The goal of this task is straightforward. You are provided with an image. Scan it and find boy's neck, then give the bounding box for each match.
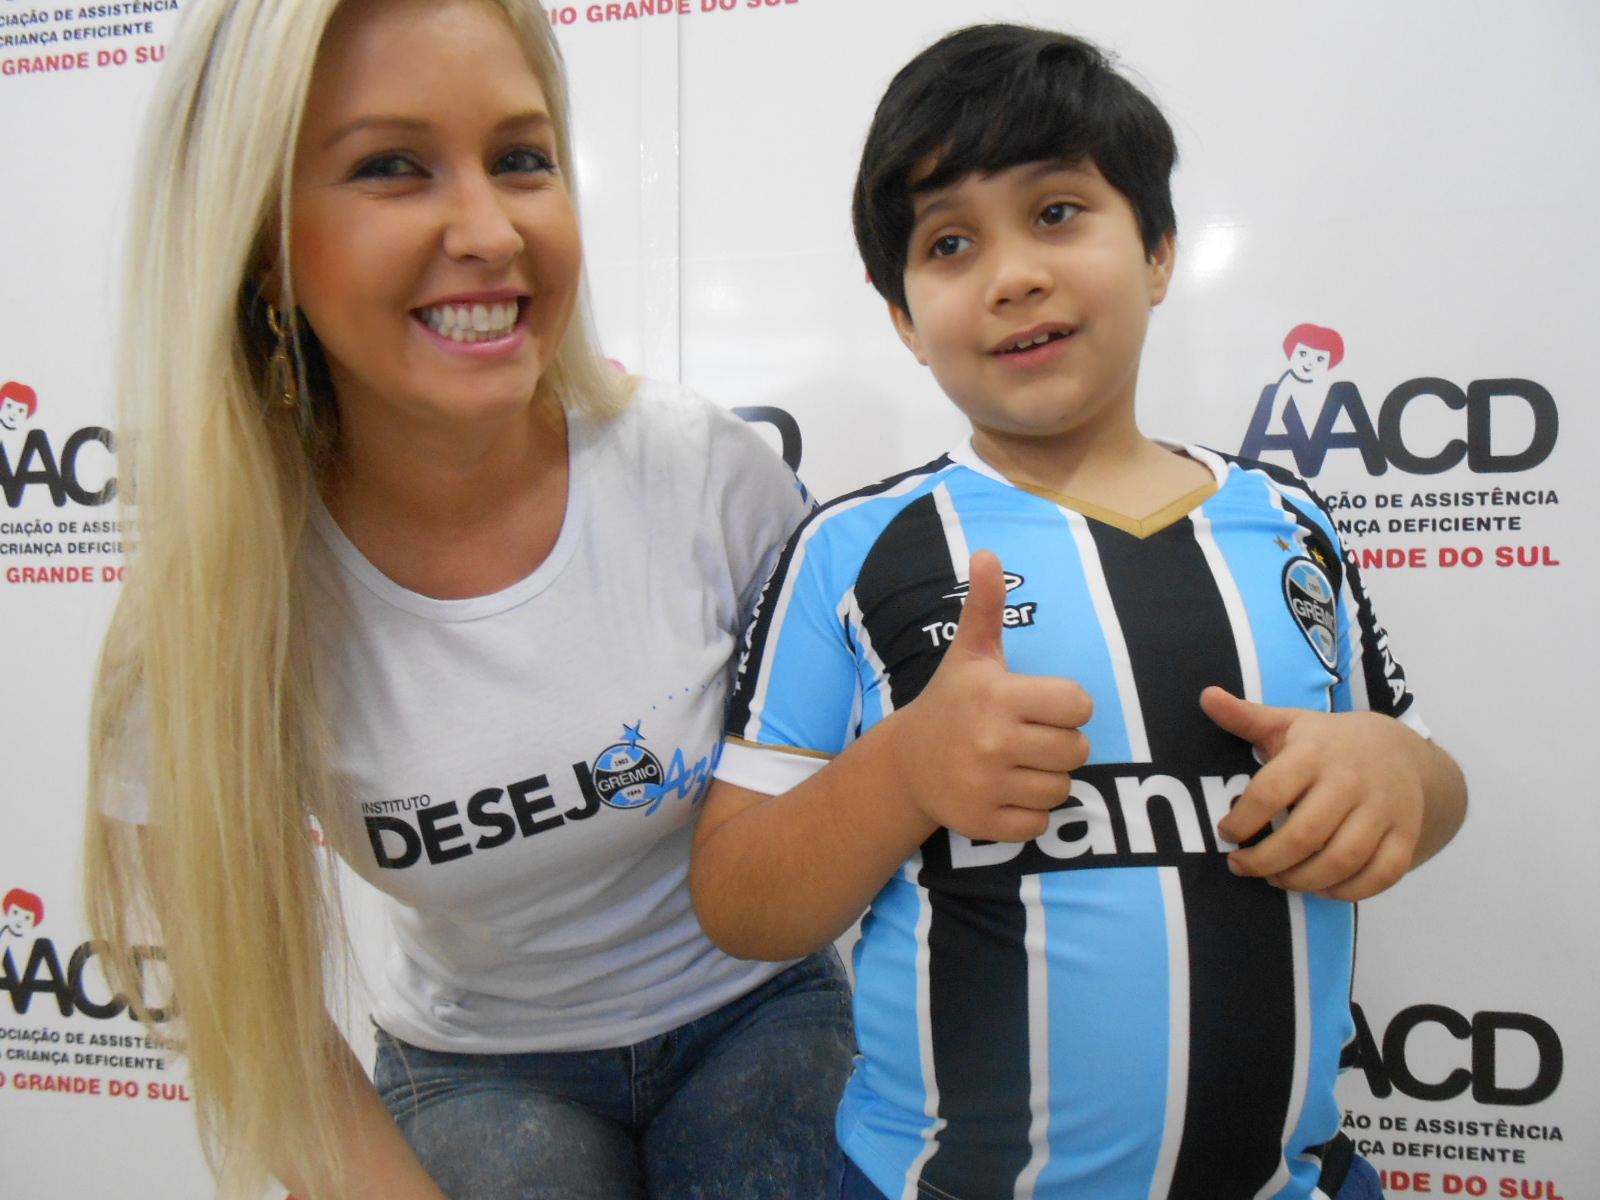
[969,423,1213,521]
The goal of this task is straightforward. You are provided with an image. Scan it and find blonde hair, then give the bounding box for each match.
[83,0,626,1195]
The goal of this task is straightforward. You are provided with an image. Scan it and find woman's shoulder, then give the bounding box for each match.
[602,377,747,442]
[585,378,775,472]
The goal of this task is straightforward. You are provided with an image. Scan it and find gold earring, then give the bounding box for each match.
[265,305,300,412]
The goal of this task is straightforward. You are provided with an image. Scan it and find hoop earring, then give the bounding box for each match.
[265,305,300,413]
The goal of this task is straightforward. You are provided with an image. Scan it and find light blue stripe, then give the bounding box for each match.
[1033,868,1170,1194]
[944,472,1136,763]
[1203,473,1337,712]
[839,875,936,1196]
[1281,895,1355,1198]
[752,545,863,754]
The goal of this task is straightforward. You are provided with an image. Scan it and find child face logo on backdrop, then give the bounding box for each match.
[1,887,44,943]
[0,381,38,432]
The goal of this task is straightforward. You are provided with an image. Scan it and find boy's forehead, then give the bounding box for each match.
[909,157,1098,218]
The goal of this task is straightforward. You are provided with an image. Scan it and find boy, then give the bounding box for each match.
[691,25,1465,1200]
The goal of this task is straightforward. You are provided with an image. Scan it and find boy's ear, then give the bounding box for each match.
[888,301,928,365]
[1147,231,1176,307]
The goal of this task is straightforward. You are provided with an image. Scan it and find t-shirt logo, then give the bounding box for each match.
[1283,557,1338,670]
[587,722,667,814]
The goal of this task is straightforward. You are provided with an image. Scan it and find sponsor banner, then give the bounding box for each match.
[3,0,1594,1194]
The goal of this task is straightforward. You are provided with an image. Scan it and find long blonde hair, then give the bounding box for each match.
[83,0,626,1195]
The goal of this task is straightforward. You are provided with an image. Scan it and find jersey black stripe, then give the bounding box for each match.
[854,492,1034,1199]
[922,887,1036,1200]
[853,490,966,711]
[726,456,950,737]
[1087,516,1297,1200]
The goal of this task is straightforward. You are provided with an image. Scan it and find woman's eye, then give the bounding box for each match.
[931,234,970,258]
[495,146,556,176]
[1040,202,1079,227]
[351,153,423,181]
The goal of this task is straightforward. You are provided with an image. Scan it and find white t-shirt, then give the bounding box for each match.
[116,383,810,1054]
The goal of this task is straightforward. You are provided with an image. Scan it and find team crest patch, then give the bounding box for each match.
[588,723,665,812]
[1283,557,1338,670]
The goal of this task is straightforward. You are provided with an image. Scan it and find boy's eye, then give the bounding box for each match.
[494,146,557,176]
[350,153,424,182]
[930,234,971,258]
[1039,201,1080,227]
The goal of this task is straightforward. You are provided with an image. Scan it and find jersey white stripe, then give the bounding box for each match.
[842,588,892,720]
[1147,866,1190,1200]
[1253,891,1313,1200]
[1014,875,1052,1199]
[1191,506,1264,704]
[904,851,946,1200]
[931,481,972,582]
[743,536,808,745]
[1062,506,1151,762]
[745,471,944,743]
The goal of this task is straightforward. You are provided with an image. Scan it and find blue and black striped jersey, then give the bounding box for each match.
[717,441,1424,1200]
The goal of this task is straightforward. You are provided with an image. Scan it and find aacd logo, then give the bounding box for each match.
[1,886,171,1021]
[1240,326,1557,479]
[1351,1001,1562,1106]
[0,379,117,508]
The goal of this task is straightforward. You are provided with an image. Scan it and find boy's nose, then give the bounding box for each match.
[985,236,1053,308]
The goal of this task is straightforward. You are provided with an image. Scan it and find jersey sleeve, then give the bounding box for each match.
[716,518,863,796]
[1331,548,1428,735]
[1229,450,1430,736]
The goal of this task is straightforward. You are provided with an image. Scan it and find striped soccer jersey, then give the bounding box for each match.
[718,441,1425,1200]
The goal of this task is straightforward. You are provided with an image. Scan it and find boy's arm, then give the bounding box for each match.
[692,552,1092,962]
[1204,687,1467,902]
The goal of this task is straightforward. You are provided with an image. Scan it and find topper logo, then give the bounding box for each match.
[1240,325,1558,478]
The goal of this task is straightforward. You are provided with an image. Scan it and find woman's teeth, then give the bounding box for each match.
[418,301,519,343]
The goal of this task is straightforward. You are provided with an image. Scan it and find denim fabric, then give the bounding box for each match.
[827,1150,1389,1199]
[375,949,854,1200]
[829,1150,888,1200]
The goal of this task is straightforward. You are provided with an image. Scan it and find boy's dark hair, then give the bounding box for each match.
[853,24,1178,314]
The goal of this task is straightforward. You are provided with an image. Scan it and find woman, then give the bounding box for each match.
[83,1,851,1197]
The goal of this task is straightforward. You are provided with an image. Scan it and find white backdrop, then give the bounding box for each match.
[2,1,1594,1196]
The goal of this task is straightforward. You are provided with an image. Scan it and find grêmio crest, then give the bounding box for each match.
[1282,556,1338,671]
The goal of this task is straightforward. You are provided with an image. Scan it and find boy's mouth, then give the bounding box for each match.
[992,326,1074,356]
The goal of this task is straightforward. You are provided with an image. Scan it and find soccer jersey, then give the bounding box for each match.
[717,441,1424,1200]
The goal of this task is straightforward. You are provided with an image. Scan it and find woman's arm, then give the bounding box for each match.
[279,1034,450,1200]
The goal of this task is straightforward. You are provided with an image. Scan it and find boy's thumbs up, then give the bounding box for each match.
[946,549,1010,667]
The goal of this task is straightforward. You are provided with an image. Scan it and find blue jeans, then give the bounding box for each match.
[375,950,854,1200]
[829,1148,1387,1199]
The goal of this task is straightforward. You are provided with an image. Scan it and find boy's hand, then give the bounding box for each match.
[889,550,1093,843]
[1202,687,1433,901]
